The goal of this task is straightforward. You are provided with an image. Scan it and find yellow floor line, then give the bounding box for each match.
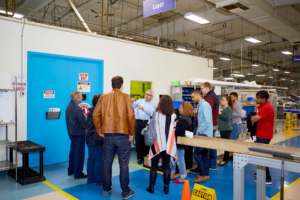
[270,177,300,200]
[270,134,300,145]
[42,181,78,200]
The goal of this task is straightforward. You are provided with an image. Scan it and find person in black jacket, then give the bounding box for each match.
[170,102,193,183]
[65,91,87,179]
[86,94,104,185]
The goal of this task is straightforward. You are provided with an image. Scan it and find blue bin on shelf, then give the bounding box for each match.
[247,97,255,101]
[292,110,298,114]
[173,101,185,109]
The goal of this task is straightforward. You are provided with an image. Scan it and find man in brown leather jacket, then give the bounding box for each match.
[93,76,135,199]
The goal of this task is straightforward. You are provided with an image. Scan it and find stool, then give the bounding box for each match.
[8,140,46,185]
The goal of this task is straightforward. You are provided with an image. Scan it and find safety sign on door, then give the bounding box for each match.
[79,73,88,81]
[44,90,55,98]
[78,102,91,118]
[77,82,90,92]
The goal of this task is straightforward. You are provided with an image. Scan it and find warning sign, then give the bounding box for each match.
[77,82,90,92]
[78,102,91,117]
[191,184,217,200]
[79,73,88,81]
[44,90,55,98]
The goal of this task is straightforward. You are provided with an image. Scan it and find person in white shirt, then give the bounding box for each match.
[131,90,157,164]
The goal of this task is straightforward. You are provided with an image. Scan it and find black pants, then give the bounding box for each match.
[135,120,149,160]
[255,137,272,180]
[103,134,131,198]
[150,151,170,172]
[220,130,231,162]
[68,136,85,177]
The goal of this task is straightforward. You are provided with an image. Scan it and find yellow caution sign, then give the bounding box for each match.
[285,112,291,121]
[283,124,292,135]
[285,121,291,126]
[292,113,298,121]
[192,184,217,200]
[292,122,298,129]
[78,86,83,90]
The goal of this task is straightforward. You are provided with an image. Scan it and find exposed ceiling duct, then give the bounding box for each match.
[209,0,300,42]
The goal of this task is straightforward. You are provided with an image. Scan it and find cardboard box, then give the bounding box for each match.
[144,155,163,167]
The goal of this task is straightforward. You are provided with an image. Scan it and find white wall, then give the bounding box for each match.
[0,17,212,162]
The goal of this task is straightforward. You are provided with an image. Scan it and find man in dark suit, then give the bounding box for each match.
[66,91,87,179]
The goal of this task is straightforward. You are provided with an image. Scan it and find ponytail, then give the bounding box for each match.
[224,96,234,113]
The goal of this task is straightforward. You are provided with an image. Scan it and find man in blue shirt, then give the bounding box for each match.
[191,90,213,183]
[131,90,156,164]
[65,91,87,179]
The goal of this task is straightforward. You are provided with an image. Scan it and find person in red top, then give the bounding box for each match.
[251,90,274,184]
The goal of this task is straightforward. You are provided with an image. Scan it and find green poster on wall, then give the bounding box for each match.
[130,81,152,100]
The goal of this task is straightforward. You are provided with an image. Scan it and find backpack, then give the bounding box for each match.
[141,111,157,146]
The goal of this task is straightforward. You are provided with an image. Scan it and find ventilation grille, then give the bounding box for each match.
[221,3,249,13]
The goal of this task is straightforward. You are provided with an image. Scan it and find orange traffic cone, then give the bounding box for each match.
[181,180,191,200]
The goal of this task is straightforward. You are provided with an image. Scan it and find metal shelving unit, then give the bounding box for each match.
[0,88,18,181]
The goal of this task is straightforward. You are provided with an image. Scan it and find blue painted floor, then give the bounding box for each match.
[0,136,299,200]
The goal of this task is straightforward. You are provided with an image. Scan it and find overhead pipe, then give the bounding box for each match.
[66,0,91,33]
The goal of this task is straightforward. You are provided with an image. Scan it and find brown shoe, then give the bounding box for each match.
[193,176,207,183]
[205,176,210,181]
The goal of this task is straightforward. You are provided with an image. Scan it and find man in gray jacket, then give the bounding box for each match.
[230,92,243,140]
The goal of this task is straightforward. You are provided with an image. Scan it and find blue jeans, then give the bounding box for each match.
[208,129,217,169]
[230,123,242,140]
[68,136,85,177]
[87,145,104,184]
[170,148,186,178]
[194,147,209,176]
[255,137,272,180]
[103,134,131,198]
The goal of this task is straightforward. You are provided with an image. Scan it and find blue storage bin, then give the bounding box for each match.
[173,101,185,109]
[243,106,255,117]
[292,110,298,113]
[247,97,255,101]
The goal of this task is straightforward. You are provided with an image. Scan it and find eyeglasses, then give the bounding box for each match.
[256,97,261,100]
[221,99,227,102]
[191,95,195,98]
[200,88,204,90]
[146,93,153,96]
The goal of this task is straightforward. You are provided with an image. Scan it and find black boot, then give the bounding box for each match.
[163,169,171,195]
[146,171,157,194]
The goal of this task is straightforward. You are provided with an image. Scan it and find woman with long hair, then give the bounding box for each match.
[146,95,177,195]
[170,102,193,183]
[218,95,234,166]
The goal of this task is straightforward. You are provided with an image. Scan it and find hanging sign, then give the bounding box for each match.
[12,75,27,91]
[44,90,55,98]
[292,55,300,63]
[191,184,217,200]
[79,73,89,81]
[214,86,221,95]
[143,0,176,18]
[77,82,90,93]
[78,102,91,118]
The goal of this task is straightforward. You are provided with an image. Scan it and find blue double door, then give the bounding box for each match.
[27,52,103,167]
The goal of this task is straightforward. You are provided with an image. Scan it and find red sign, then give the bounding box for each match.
[78,103,91,118]
[79,73,89,81]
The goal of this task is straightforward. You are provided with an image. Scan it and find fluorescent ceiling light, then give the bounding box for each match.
[272,68,280,71]
[256,74,266,77]
[281,51,293,55]
[247,73,253,75]
[176,47,191,52]
[184,12,210,24]
[220,57,231,61]
[284,71,290,74]
[213,68,218,70]
[281,78,286,80]
[290,80,294,81]
[0,10,24,19]
[233,71,240,73]
[245,36,261,43]
[230,74,245,78]
[252,63,259,67]
[224,77,234,80]
[269,77,274,78]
